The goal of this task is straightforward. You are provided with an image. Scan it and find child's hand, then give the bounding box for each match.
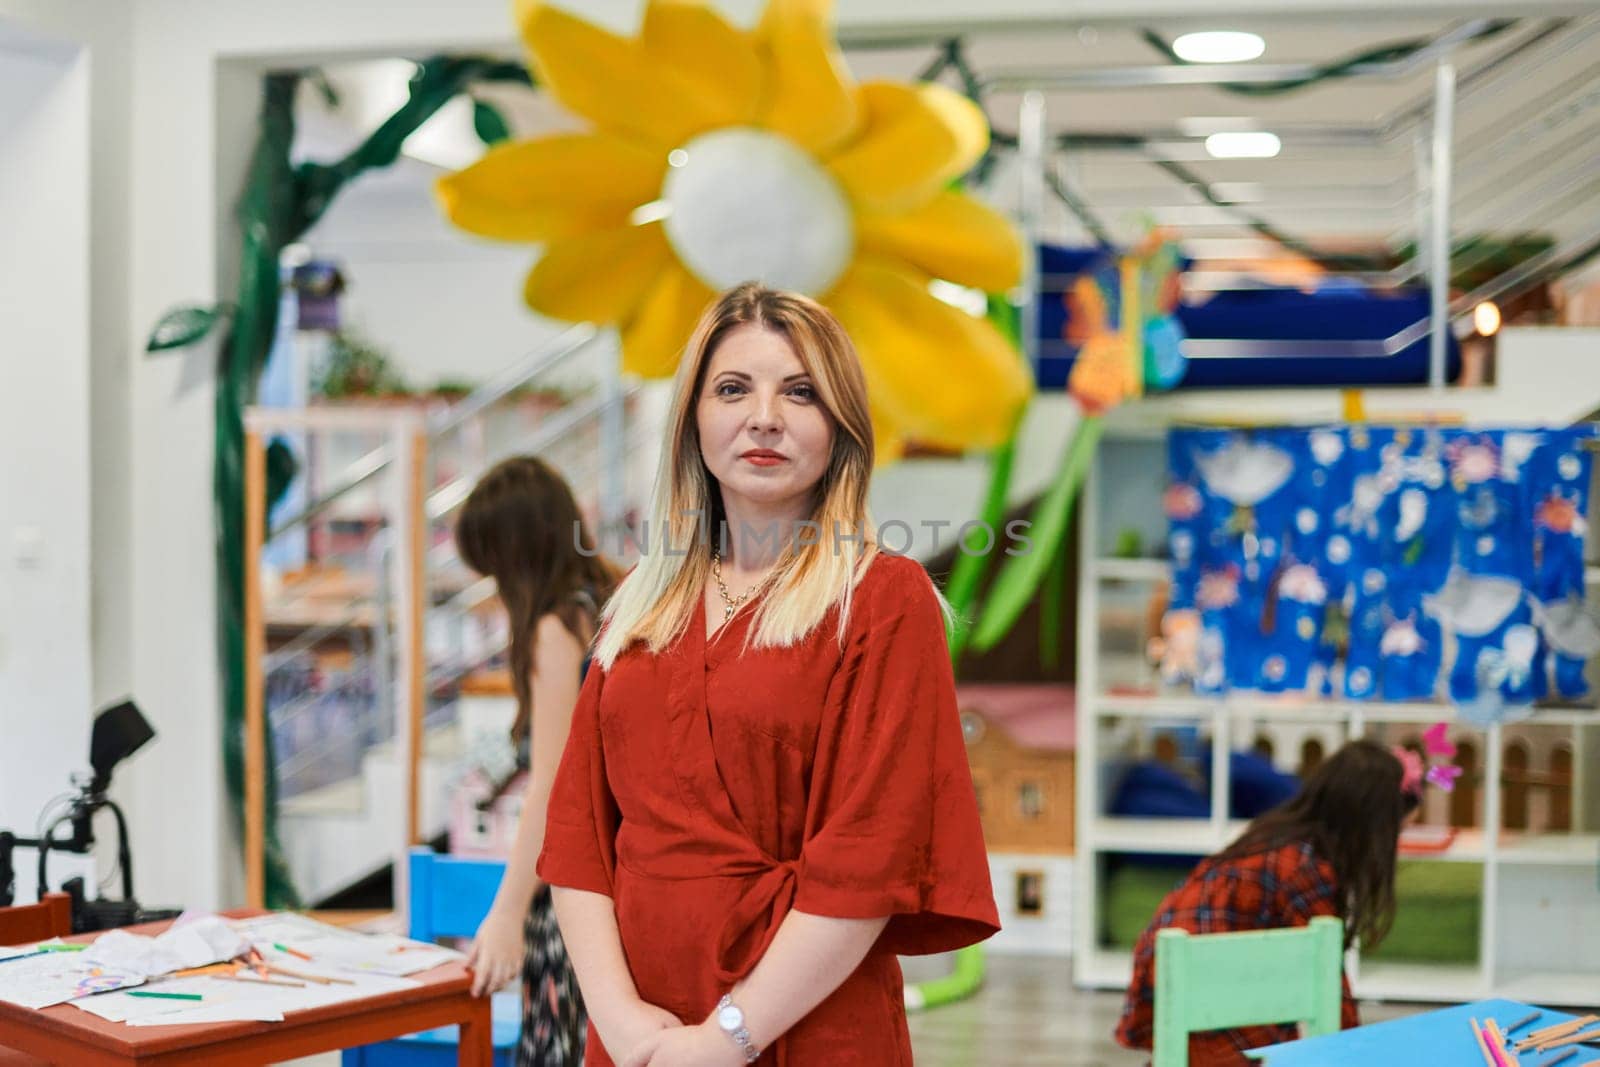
[465,904,525,997]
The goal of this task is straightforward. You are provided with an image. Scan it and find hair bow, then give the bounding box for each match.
[1393,721,1461,795]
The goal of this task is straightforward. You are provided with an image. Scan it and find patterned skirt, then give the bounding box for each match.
[518,886,587,1067]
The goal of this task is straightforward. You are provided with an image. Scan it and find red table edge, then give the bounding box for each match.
[0,910,491,1062]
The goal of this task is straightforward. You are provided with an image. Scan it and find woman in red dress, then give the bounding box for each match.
[1115,739,1421,1066]
[536,283,999,1066]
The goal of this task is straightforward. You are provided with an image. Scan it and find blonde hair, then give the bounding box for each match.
[594,282,880,668]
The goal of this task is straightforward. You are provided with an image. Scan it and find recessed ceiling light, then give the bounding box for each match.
[1205,131,1281,158]
[1173,31,1265,64]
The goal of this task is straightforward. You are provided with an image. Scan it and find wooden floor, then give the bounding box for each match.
[902,954,1423,1066]
[284,953,1426,1065]
[905,954,1136,1066]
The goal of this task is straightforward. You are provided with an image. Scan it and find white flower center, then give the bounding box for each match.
[660,127,853,297]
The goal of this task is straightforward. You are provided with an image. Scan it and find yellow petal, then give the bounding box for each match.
[857,191,1023,292]
[870,403,907,466]
[514,1,729,147]
[825,82,989,214]
[436,133,666,243]
[754,0,859,155]
[826,256,1031,450]
[523,223,671,326]
[621,264,716,378]
[642,0,763,128]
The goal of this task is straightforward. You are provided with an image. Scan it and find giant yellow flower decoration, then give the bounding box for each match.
[437,0,1032,457]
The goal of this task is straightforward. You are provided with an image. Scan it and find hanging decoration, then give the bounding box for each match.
[965,232,1186,653]
[1162,423,1599,723]
[436,0,1032,458]
[1064,232,1188,412]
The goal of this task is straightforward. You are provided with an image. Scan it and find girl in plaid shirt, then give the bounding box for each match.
[1115,740,1420,1066]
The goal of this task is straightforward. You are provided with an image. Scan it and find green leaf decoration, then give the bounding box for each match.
[146,304,229,352]
[971,416,1104,652]
[473,99,511,145]
[1039,532,1067,669]
[943,294,1026,664]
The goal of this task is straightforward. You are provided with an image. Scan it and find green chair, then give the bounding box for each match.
[1153,915,1343,1067]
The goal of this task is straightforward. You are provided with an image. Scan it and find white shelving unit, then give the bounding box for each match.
[1074,433,1600,1006]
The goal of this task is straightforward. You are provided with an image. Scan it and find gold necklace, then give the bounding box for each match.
[711,552,769,621]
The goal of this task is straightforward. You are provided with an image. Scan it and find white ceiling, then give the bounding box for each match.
[294,13,1600,275]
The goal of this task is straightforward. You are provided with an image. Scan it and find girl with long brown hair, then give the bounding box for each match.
[1116,738,1422,1065]
[455,455,618,1067]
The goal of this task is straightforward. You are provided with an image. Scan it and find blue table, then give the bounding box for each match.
[1247,999,1581,1065]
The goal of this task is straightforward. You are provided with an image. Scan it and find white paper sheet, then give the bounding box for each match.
[72,964,420,1027]
[233,913,463,978]
[0,954,144,1009]
[74,976,286,1025]
[80,914,248,978]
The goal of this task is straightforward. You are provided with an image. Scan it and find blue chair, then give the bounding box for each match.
[342,848,521,1067]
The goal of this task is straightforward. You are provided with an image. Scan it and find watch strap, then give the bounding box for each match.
[715,993,761,1063]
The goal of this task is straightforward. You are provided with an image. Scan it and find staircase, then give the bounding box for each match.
[261,326,668,905]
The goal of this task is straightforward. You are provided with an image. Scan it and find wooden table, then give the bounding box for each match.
[0,913,491,1066]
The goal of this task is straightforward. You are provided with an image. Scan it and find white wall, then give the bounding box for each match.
[0,0,134,706]
[300,161,577,390]
[0,1,133,907]
[0,25,92,853]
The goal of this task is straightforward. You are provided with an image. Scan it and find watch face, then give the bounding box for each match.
[717,1003,745,1031]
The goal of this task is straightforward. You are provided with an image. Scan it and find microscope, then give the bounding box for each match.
[0,700,180,930]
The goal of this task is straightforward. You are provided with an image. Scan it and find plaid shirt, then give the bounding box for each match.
[1114,841,1361,1066]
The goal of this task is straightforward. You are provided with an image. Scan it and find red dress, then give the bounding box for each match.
[537,553,1000,1065]
[1115,841,1361,1066]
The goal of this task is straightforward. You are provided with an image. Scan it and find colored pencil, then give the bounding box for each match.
[1539,1030,1600,1054]
[1472,1018,1499,1067]
[265,963,353,986]
[1523,1018,1600,1052]
[1531,1017,1600,1043]
[1540,1050,1578,1067]
[1509,1011,1545,1036]
[1490,1021,1516,1067]
[0,951,45,966]
[273,942,314,962]
[215,973,305,989]
[127,991,203,1001]
[1485,1018,1513,1067]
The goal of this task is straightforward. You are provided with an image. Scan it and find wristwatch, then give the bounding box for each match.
[714,993,761,1063]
